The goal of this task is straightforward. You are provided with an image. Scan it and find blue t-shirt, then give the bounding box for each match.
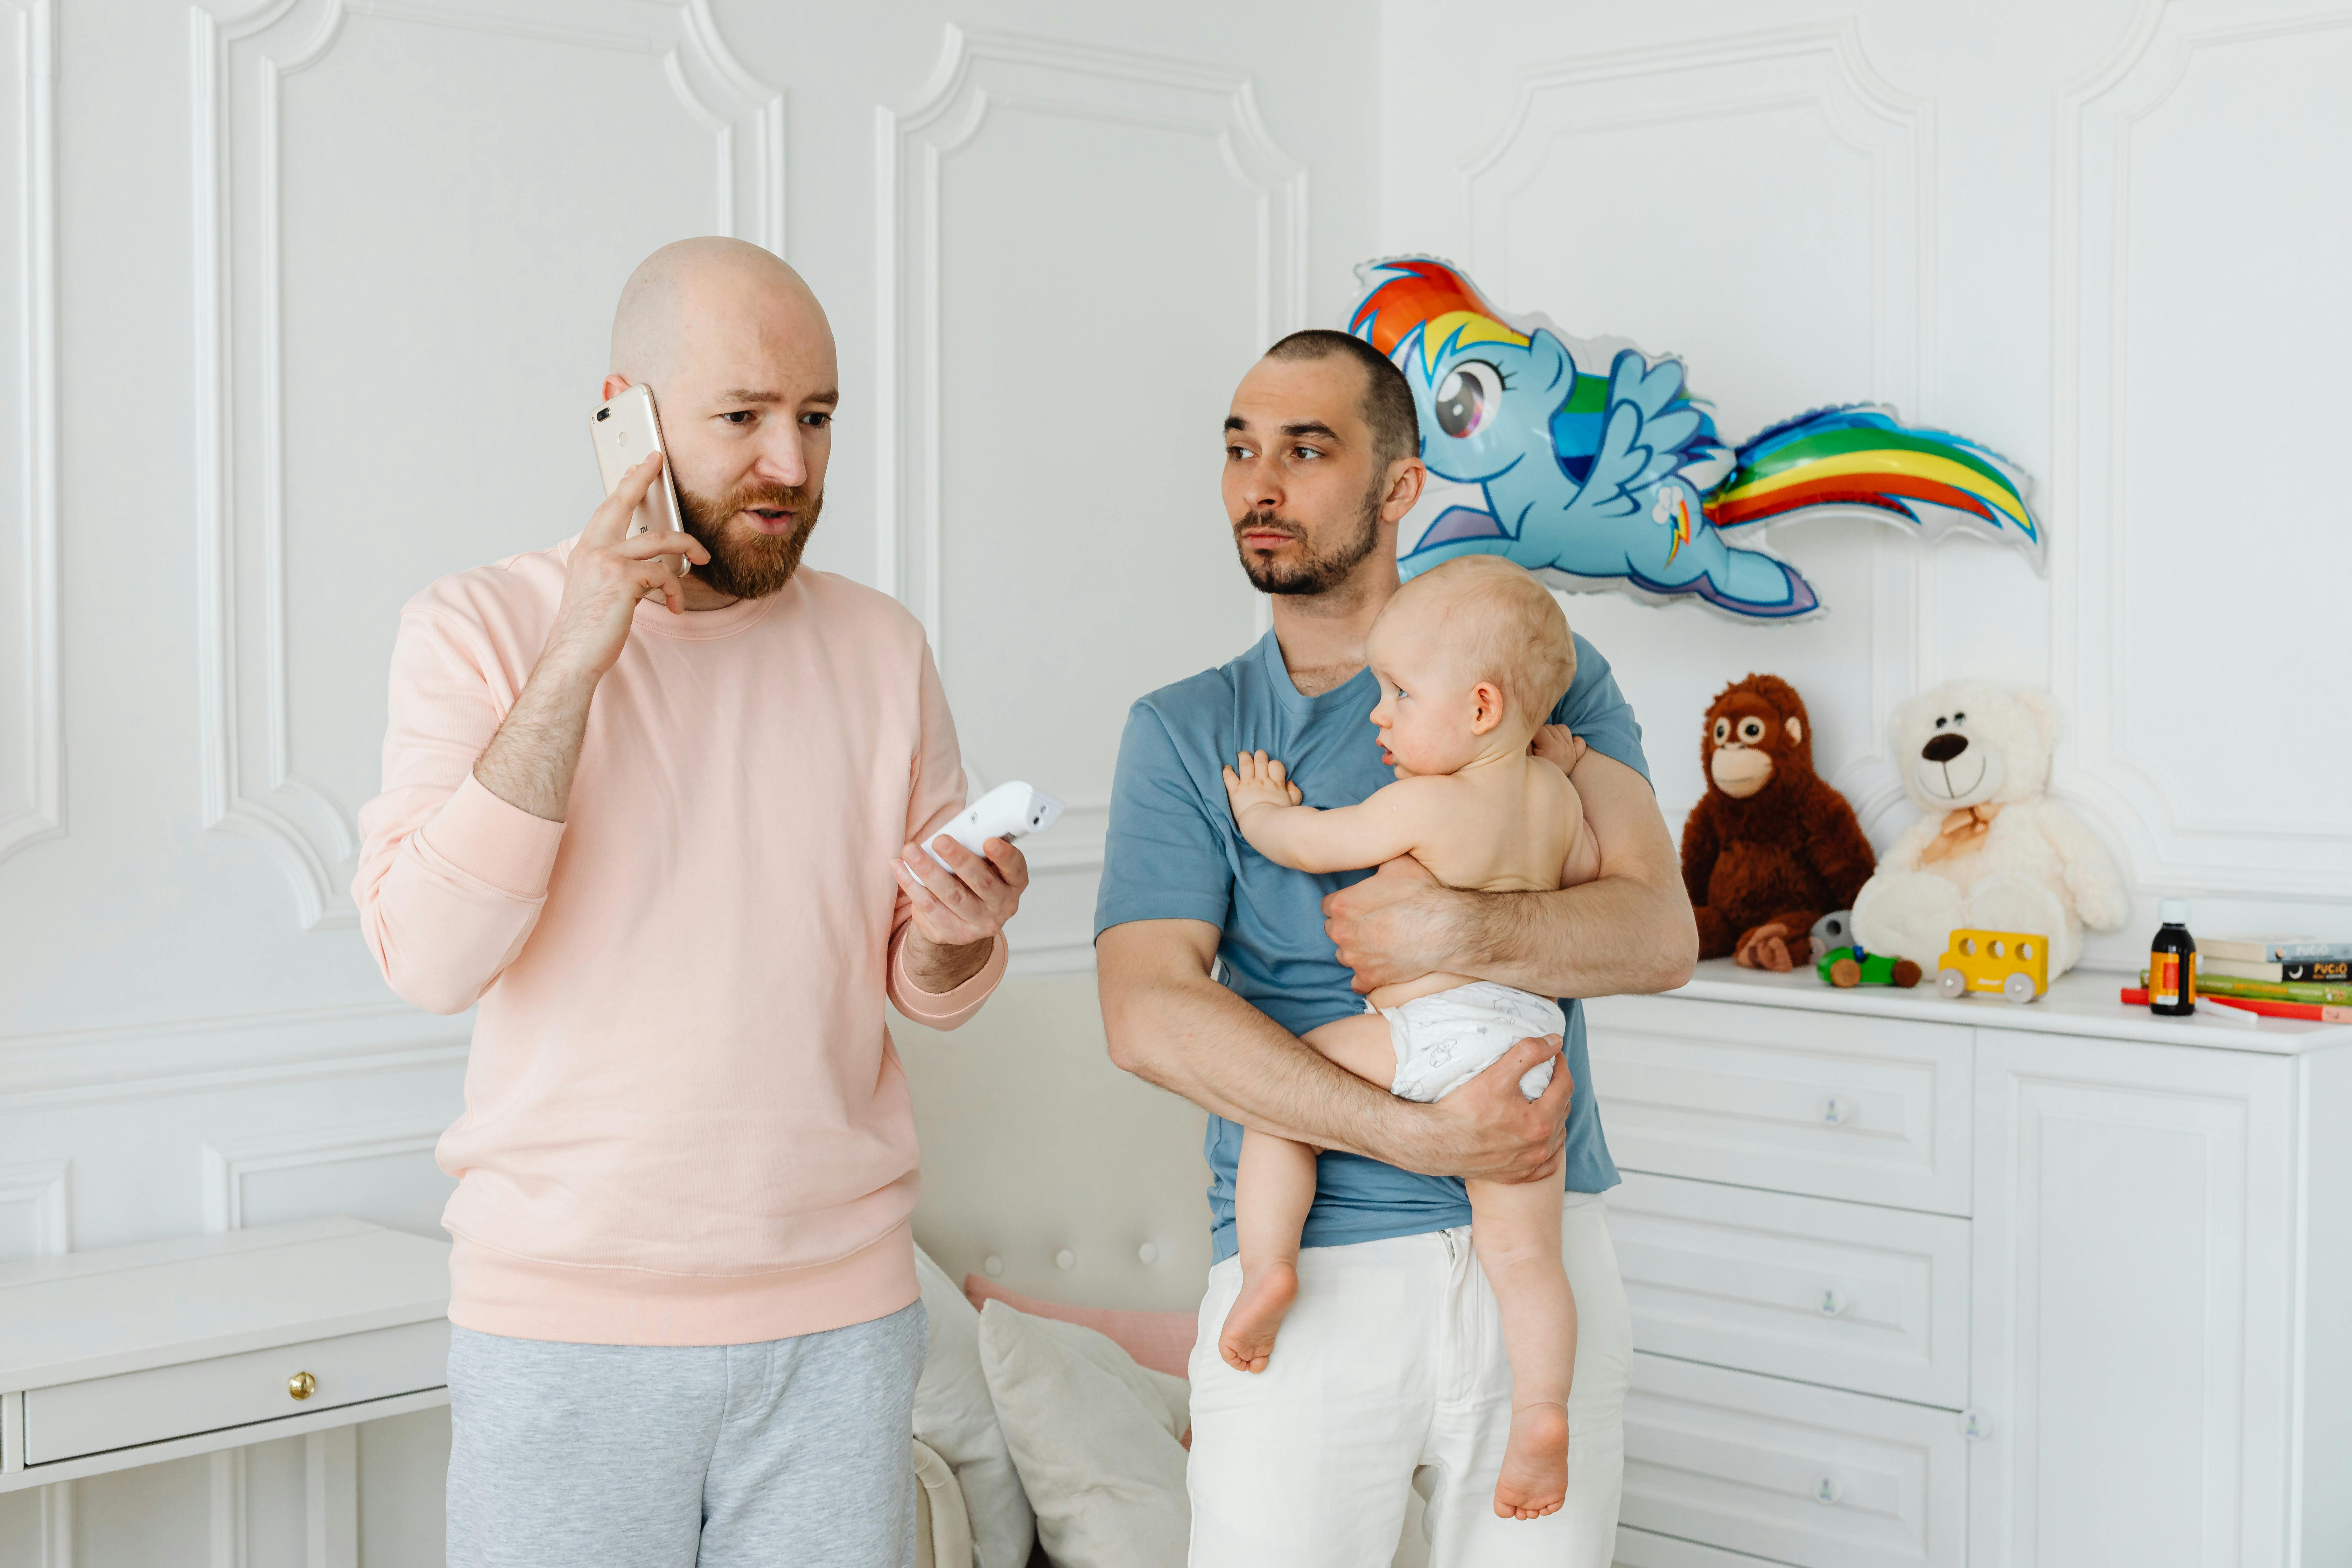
[1094,629,1649,1263]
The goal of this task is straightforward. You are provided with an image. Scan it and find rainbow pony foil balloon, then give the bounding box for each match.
[1348,258,2040,621]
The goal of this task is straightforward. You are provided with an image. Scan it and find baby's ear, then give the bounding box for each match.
[1470,680,1507,735]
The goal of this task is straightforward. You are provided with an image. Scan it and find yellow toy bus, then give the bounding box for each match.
[1934,929,2049,1004]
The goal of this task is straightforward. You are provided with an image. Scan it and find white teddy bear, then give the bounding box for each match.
[1851,680,2129,980]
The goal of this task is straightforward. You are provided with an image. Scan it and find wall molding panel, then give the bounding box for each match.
[0,0,60,866]
[188,0,783,929]
[1459,19,1939,805]
[878,26,1304,974]
[0,1158,69,1258]
[0,1000,469,1110]
[2052,0,2352,901]
[877,25,1307,643]
[200,1117,446,1233]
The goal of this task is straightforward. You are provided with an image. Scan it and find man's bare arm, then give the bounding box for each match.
[473,662,599,822]
[472,453,710,823]
[1324,748,1698,999]
[1097,917,1572,1184]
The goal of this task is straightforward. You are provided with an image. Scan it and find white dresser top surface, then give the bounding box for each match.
[0,1217,450,1392]
[1594,958,2352,1056]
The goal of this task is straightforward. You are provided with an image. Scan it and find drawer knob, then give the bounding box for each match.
[1820,1096,1854,1126]
[288,1371,317,1402]
[1137,1242,1160,1264]
[1818,1287,1847,1317]
[982,1254,1004,1278]
[1815,1476,1841,1506]
[1054,1249,1076,1271]
[1962,1407,1994,1441]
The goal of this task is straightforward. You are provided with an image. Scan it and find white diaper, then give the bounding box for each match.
[1373,981,1567,1104]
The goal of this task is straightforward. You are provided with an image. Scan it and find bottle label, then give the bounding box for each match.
[2151,952,2180,1007]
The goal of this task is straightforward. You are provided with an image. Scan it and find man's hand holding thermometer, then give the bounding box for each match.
[890,783,1061,993]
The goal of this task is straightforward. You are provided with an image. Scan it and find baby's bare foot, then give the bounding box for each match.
[1492,1402,1569,1520]
[1217,1261,1298,1373]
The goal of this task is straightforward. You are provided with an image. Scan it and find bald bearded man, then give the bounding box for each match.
[354,239,1027,1566]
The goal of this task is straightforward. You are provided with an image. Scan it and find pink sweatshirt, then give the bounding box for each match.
[354,540,1003,1346]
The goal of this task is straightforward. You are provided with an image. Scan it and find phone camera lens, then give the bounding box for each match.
[595,407,610,421]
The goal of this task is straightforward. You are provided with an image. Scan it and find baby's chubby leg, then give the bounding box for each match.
[1301,1011,1401,1086]
[1217,1014,1405,1373]
[1465,1176,1577,1521]
[1222,1129,1315,1373]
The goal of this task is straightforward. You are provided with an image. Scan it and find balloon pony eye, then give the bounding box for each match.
[1737,718,1765,743]
[1433,362,1504,438]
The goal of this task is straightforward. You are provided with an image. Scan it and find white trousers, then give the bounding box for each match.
[1185,1192,1631,1567]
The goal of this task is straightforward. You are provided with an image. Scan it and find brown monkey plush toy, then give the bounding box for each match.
[1682,675,1877,969]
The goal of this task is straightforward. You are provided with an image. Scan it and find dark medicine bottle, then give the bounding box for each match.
[2148,898,2197,1016]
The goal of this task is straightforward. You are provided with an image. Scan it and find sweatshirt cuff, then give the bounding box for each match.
[421,774,568,900]
[889,928,1008,1028]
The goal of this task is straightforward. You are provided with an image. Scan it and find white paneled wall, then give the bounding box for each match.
[1380,0,2352,962]
[4,0,2345,1560]
[0,0,57,869]
[0,0,1372,1559]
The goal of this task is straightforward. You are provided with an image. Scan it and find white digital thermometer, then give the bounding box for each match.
[922,781,1064,874]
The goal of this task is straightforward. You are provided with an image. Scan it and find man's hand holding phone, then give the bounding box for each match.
[542,451,712,681]
[472,452,710,824]
[891,834,1030,994]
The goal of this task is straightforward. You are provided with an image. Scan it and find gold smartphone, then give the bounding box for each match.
[590,384,691,576]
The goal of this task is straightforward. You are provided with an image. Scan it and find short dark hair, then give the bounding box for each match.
[1263,329,1420,467]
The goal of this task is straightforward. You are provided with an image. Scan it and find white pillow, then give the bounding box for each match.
[913,1247,1037,1568]
[977,1299,1189,1568]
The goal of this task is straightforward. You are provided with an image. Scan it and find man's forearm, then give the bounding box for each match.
[1446,870,1696,999]
[1105,965,1425,1165]
[473,658,597,822]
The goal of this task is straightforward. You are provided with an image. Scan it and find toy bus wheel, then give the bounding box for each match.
[1892,959,1922,988]
[1830,958,1862,988]
[1936,967,1968,999]
[2002,971,2038,1004]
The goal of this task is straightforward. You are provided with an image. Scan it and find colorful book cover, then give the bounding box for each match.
[2283,959,2351,984]
[2198,935,2343,963]
[2146,970,2352,1005]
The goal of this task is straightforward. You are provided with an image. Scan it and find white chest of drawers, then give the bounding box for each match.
[0,1217,451,1491]
[1591,960,2352,1568]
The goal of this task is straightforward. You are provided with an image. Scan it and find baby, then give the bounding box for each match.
[1219,554,1598,1522]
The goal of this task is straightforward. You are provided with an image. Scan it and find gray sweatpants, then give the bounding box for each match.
[446,1301,928,1568]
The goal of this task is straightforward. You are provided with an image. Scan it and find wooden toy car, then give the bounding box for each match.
[1935,929,2049,1003]
[1815,944,1921,988]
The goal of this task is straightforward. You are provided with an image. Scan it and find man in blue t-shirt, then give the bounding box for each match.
[1095,330,1697,1566]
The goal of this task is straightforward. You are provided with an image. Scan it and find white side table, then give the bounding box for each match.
[0,1216,450,1492]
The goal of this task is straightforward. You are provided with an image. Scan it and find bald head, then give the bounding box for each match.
[610,237,831,388]
[601,238,840,602]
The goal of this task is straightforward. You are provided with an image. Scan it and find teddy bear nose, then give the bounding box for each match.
[1922,732,1969,763]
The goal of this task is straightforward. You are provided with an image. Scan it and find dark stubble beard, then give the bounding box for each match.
[677,479,824,600]
[1234,471,1385,596]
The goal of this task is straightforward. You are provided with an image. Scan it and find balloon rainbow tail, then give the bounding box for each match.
[1705,407,2038,552]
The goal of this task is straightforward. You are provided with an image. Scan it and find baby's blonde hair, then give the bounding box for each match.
[1384,555,1576,736]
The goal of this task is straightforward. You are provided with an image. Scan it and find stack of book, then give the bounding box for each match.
[2130,936,2352,1021]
